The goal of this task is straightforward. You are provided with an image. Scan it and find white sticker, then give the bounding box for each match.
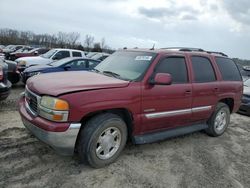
[135,56,152,61]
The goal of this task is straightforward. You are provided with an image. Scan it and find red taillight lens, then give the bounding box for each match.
[0,65,3,81]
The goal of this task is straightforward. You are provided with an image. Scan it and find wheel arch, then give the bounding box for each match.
[219,98,234,113]
[74,108,134,152]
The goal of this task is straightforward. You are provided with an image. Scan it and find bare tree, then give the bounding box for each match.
[84,34,94,51]
[101,37,107,50]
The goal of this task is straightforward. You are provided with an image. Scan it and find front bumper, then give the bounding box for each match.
[19,96,81,156]
[0,80,12,100]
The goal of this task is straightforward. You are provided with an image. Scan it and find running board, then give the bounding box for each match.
[133,123,208,144]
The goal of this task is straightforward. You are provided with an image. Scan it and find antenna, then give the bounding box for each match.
[150,44,155,50]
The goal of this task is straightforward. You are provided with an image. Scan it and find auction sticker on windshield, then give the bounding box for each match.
[135,56,152,61]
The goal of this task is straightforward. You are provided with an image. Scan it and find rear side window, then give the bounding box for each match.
[155,57,188,84]
[215,57,242,81]
[72,51,82,57]
[191,56,216,83]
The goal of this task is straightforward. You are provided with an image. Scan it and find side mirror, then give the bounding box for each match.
[34,51,38,55]
[150,73,172,85]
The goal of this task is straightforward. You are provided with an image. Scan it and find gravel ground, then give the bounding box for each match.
[0,83,249,188]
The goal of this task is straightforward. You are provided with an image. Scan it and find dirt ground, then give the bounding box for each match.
[0,83,249,188]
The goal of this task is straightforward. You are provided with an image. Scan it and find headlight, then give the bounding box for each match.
[18,60,27,66]
[38,96,69,122]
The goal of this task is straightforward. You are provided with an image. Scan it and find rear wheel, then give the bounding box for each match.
[78,113,127,168]
[206,102,230,137]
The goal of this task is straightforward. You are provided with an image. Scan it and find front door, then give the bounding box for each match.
[141,56,192,133]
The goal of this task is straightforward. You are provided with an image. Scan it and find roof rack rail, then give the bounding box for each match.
[161,47,205,52]
[206,51,228,57]
[161,47,228,57]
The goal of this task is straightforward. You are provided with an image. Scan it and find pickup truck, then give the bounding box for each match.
[16,48,86,72]
[18,48,243,168]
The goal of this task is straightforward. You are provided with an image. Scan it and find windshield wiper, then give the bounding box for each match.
[102,70,121,78]
[92,68,100,73]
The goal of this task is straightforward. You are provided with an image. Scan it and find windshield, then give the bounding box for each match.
[91,53,103,60]
[49,58,72,67]
[245,78,250,87]
[41,49,57,59]
[95,51,157,81]
[86,52,98,58]
[28,48,39,53]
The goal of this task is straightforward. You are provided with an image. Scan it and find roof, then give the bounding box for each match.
[121,47,229,58]
[53,48,85,53]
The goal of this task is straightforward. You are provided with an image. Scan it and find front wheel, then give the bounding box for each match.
[78,113,127,168]
[206,102,230,137]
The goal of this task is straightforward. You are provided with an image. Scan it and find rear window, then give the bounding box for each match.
[215,57,242,81]
[191,56,216,83]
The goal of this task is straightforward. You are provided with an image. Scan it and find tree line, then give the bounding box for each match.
[0,28,113,53]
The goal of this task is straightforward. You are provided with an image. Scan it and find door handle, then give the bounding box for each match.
[214,88,219,92]
[185,90,192,95]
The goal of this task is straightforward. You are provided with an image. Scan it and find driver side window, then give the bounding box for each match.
[155,57,188,84]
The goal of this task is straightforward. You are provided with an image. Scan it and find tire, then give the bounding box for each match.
[206,102,230,137]
[78,113,128,168]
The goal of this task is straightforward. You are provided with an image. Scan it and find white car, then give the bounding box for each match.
[16,48,86,72]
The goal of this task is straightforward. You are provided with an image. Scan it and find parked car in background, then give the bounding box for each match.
[21,57,100,83]
[4,60,20,84]
[19,48,243,168]
[9,48,49,61]
[3,45,25,53]
[238,78,250,116]
[91,53,110,61]
[4,45,30,60]
[0,53,4,60]
[0,60,11,100]
[16,48,86,72]
[0,45,5,52]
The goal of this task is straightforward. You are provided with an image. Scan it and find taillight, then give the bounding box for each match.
[0,65,3,81]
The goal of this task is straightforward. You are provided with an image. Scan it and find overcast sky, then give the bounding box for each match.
[0,0,250,59]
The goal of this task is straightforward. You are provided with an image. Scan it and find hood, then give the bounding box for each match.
[27,71,130,96]
[16,56,53,66]
[24,64,52,73]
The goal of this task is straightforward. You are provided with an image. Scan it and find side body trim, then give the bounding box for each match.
[145,105,212,119]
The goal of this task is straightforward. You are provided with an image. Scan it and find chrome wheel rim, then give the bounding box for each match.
[96,127,121,160]
[214,109,227,132]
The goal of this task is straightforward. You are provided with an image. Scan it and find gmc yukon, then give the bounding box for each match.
[18,48,243,168]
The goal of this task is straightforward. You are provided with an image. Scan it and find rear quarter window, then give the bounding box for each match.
[72,51,82,57]
[215,57,242,81]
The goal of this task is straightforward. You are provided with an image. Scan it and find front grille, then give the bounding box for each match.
[25,87,40,115]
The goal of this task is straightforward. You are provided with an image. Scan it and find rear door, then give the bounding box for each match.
[141,55,192,132]
[190,56,219,122]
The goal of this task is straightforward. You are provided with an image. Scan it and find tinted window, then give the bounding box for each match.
[155,57,188,84]
[215,57,242,81]
[191,56,216,82]
[72,51,82,57]
[53,51,70,60]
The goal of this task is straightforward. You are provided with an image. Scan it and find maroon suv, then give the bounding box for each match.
[18,48,243,168]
